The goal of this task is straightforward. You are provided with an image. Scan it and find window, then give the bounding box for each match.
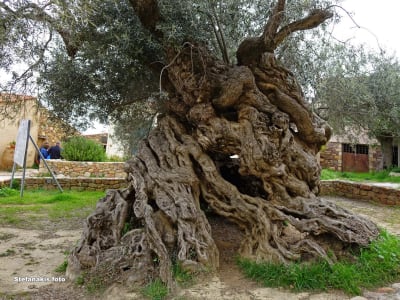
[393,146,399,166]
[343,144,354,153]
[342,144,369,155]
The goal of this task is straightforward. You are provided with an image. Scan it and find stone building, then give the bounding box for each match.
[320,132,399,172]
[0,94,79,170]
[82,133,108,150]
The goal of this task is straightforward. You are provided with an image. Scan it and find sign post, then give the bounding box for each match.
[10,119,63,196]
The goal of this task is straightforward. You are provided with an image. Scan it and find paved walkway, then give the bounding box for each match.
[0,169,39,183]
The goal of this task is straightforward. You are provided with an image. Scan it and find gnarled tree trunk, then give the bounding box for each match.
[67,0,379,288]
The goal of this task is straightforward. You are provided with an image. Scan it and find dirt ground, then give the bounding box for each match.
[1,196,400,300]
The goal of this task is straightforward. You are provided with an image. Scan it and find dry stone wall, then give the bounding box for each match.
[320,180,400,205]
[38,107,80,145]
[320,142,342,171]
[39,160,126,178]
[1,177,127,191]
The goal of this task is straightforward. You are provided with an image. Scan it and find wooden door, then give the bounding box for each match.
[342,144,369,173]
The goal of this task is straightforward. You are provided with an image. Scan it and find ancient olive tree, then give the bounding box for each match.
[62,0,379,287]
[0,0,379,288]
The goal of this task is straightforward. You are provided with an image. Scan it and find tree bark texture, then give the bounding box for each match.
[67,0,379,288]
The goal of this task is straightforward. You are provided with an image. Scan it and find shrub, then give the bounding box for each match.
[62,136,106,162]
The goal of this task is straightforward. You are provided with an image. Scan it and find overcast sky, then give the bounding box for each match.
[333,0,400,56]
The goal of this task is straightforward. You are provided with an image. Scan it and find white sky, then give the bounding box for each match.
[332,0,400,56]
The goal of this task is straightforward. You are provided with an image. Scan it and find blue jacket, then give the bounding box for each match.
[40,147,50,160]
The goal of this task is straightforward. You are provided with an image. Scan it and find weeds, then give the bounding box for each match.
[237,230,400,295]
[85,275,106,294]
[0,249,16,257]
[55,260,68,273]
[0,187,18,197]
[76,275,84,285]
[173,263,193,286]
[141,279,168,300]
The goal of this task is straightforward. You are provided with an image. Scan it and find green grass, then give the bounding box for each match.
[321,169,400,183]
[141,279,168,300]
[0,188,104,227]
[55,259,68,273]
[237,230,400,295]
[173,263,194,286]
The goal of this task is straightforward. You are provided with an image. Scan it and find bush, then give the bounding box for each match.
[62,136,106,162]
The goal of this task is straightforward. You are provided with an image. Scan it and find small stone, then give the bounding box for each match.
[376,287,396,293]
[391,283,400,289]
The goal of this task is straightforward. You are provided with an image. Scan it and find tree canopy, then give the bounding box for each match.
[4,0,398,159]
[1,0,342,139]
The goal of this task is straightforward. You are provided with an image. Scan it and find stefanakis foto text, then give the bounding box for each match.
[14,276,66,283]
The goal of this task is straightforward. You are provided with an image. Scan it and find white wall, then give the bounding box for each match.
[105,124,124,158]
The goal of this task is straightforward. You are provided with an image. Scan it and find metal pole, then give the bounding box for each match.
[10,162,16,189]
[29,136,63,193]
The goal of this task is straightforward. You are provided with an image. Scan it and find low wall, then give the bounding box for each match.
[1,177,127,191]
[3,176,399,204]
[320,180,400,205]
[39,160,126,178]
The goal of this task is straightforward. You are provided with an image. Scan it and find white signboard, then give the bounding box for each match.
[13,120,31,167]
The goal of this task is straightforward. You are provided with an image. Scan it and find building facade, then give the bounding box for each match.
[0,94,79,170]
[320,133,399,172]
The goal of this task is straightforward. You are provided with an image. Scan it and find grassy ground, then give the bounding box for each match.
[321,169,400,183]
[237,230,400,295]
[0,188,104,229]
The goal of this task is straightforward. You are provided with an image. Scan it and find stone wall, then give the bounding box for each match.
[39,160,126,178]
[1,177,127,191]
[38,107,80,145]
[370,145,383,171]
[320,180,400,205]
[320,142,341,171]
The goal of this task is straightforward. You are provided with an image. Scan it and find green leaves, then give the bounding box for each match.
[62,136,106,162]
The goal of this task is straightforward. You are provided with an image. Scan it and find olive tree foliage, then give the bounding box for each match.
[315,49,400,168]
[0,0,342,141]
